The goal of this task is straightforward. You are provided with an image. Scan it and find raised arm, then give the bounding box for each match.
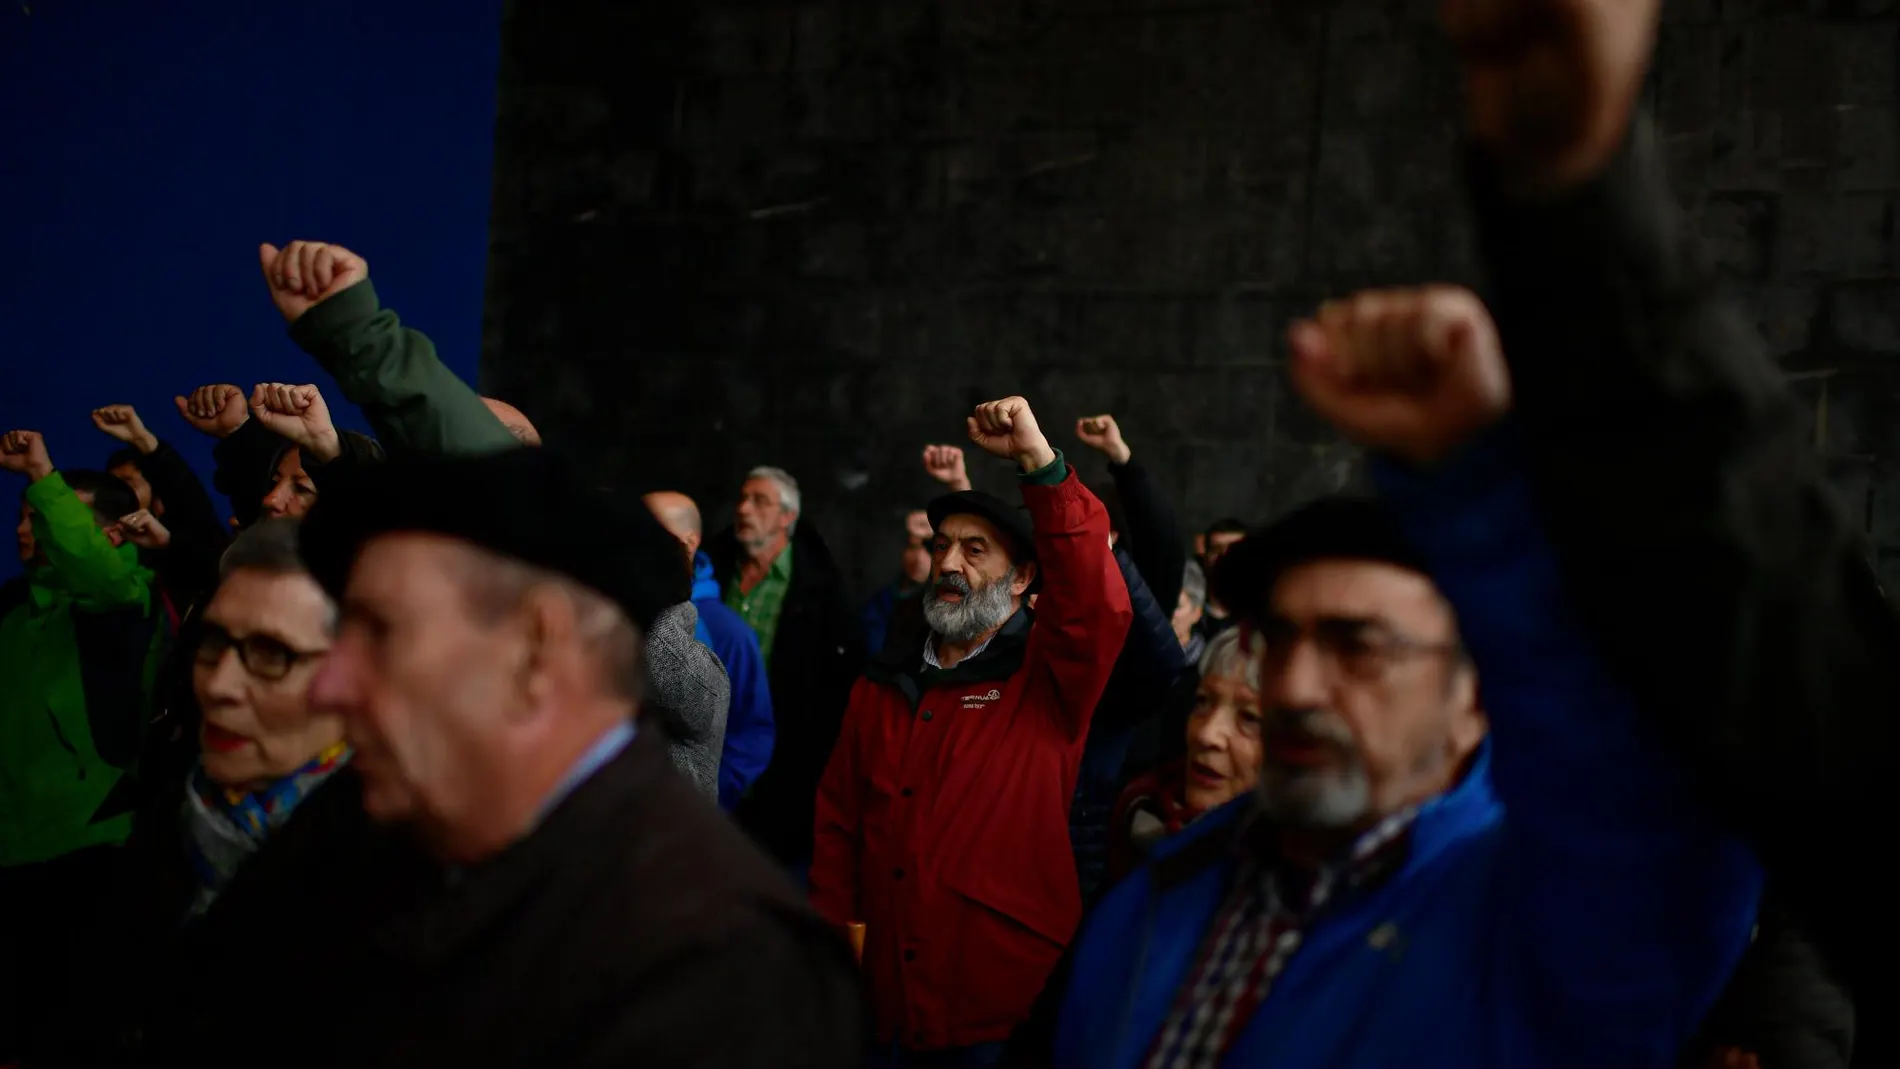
[1447,0,1891,997]
[3,431,149,610]
[91,403,230,587]
[259,240,520,459]
[967,397,1132,742]
[1290,286,1761,1061]
[1076,414,1188,611]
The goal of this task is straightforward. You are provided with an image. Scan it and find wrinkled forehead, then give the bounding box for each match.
[739,477,783,505]
[344,532,484,615]
[206,568,333,637]
[1267,557,1454,635]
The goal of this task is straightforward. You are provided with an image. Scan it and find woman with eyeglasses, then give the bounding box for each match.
[113,517,421,1066]
[1107,627,1263,881]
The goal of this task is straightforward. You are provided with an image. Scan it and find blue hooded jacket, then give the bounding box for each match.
[1054,427,1761,1069]
[692,551,775,809]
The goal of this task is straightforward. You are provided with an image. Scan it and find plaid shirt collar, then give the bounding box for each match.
[1143,803,1419,1069]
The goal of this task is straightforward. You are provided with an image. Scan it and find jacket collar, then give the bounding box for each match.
[691,551,719,602]
[864,604,1033,697]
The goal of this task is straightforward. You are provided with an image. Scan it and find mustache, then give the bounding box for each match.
[934,574,973,597]
[1264,707,1356,748]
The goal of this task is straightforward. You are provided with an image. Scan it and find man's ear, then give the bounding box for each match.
[511,585,578,719]
[1448,669,1489,760]
[1010,561,1038,597]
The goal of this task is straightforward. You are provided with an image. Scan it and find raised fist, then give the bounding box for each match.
[249,382,342,463]
[1446,0,1661,192]
[1075,414,1132,465]
[922,445,972,492]
[91,404,159,453]
[259,240,369,323]
[967,397,1057,473]
[0,430,53,481]
[175,384,250,439]
[1287,286,1512,467]
[118,509,171,550]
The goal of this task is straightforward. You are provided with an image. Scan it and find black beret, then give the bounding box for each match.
[1208,496,1426,623]
[298,447,688,631]
[926,489,1041,592]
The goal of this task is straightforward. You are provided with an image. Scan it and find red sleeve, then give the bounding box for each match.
[808,680,868,929]
[1022,468,1134,743]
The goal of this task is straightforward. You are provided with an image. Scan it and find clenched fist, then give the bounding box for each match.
[1075,415,1132,465]
[175,384,250,439]
[1446,0,1661,192]
[259,240,369,323]
[1287,286,1512,466]
[91,404,159,454]
[922,445,973,492]
[118,509,171,550]
[967,397,1057,474]
[0,430,54,481]
[249,382,342,463]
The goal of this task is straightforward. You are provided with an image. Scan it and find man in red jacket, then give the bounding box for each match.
[811,395,1133,1066]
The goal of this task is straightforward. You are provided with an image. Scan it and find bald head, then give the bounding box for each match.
[481,397,541,447]
[643,491,702,565]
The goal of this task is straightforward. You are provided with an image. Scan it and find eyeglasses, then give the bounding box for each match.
[194,623,329,682]
[1252,616,1462,683]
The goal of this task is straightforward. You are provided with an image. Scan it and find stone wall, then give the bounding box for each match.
[485,0,1900,598]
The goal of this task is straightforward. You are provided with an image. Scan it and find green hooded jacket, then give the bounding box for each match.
[0,472,161,866]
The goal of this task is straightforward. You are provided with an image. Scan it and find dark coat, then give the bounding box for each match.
[707,523,865,864]
[122,732,864,1068]
[1467,118,1882,1058]
[119,766,424,1066]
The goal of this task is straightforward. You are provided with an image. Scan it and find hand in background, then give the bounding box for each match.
[968,397,1057,474]
[1075,414,1132,465]
[118,509,171,549]
[922,445,973,492]
[91,404,160,454]
[249,382,343,463]
[258,240,369,323]
[175,384,251,439]
[0,430,54,481]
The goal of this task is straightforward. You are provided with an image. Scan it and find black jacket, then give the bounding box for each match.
[708,524,865,864]
[1106,457,1188,613]
[131,439,230,613]
[1467,119,1883,1059]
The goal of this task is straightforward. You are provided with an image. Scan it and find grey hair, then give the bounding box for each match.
[1181,560,1207,611]
[1198,626,1261,690]
[746,466,801,535]
[220,517,310,579]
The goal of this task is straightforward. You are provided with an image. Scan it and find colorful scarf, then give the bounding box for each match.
[180,741,351,919]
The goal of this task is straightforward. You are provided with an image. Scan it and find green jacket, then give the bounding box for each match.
[0,472,161,866]
[289,279,519,458]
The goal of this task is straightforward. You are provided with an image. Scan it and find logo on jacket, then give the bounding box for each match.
[962,688,1003,709]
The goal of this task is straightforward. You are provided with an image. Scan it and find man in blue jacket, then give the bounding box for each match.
[646,491,775,809]
[1051,283,1763,1069]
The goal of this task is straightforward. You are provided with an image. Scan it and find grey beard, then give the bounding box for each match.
[923,570,1017,644]
[1256,708,1372,829]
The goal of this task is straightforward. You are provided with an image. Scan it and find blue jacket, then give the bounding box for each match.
[1054,428,1762,1069]
[692,552,775,810]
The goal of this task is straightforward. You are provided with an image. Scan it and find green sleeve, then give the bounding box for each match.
[1017,448,1069,488]
[25,472,150,610]
[288,279,521,459]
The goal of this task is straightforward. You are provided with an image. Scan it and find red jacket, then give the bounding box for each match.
[810,468,1132,1050]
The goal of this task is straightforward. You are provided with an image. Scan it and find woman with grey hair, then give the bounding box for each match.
[118,518,422,1065]
[1108,626,1264,880]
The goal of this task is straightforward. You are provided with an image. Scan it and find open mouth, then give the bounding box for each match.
[1188,760,1226,788]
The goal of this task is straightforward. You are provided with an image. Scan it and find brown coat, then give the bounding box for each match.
[178,729,866,1068]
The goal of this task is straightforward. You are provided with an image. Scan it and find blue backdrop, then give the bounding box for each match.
[0,0,503,582]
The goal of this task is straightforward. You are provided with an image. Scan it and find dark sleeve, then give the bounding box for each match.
[573,923,865,1069]
[1686,892,1854,1069]
[1094,549,1188,733]
[302,431,385,496]
[1468,117,1899,994]
[210,419,289,528]
[1108,457,1188,612]
[137,441,229,558]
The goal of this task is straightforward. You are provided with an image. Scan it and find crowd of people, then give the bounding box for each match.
[0,3,1886,1067]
